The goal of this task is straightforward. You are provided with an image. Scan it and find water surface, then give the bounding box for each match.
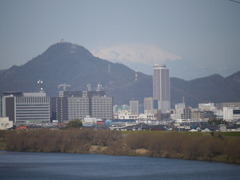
[0,151,239,180]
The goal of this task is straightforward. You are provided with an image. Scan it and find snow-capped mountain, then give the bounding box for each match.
[92,44,181,66]
[91,44,235,80]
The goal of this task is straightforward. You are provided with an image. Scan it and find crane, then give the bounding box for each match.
[58,84,71,91]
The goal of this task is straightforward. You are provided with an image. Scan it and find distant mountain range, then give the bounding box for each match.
[92,44,239,80]
[0,42,239,107]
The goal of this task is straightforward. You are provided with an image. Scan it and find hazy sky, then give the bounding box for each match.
[0,0,240,74]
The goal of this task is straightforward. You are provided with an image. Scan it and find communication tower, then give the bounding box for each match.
[108,64,111,73]
[135,70,138,82]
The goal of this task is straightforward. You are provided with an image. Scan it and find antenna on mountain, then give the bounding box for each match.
[135,69,138,82]
[60,39,64,43]
[108,64,111,74]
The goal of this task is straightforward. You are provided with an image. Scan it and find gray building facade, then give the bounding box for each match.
[153,64,170,113]
[68,97,90,121]
[91,96,113,120]
[2,92,50,123]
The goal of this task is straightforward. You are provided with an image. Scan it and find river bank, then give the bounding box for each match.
[0,129,239,164]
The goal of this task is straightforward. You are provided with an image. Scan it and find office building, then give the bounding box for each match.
[16,95,50,123]
[51,97,68,122]
[174,103,186,120]
[153,64,170,113]
[223,103,240,122]
[1,96,15,122]
[68,97,90,120]
[144,97,154,112]
[2,92,50,123]
[91,96,113,120]
[130,100,139,115]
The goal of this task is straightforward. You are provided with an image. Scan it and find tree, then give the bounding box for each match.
[66,119,82,128]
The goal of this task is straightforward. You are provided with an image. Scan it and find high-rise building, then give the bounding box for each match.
[2,92,50,123]
[91,96,113,119]
[68,97,90,121]
[153,64,170,113]
[144,97,154,112]
[16,95,50,123]
[1,96,15,122]
[130,100,139,115]
[51,97,68,122]
[53,90,113,121]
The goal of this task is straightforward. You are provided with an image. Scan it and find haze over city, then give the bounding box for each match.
[1,0,240,79]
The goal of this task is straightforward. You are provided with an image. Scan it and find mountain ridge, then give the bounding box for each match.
[92,44,238,80]
[0,42,239,107]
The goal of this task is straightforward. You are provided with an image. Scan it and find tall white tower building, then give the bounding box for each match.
[153,64,170,113]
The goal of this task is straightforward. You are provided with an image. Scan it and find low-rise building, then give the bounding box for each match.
[117,110,138,119]
[0,117,13,130]
[2,92,50,124]
[82,116,102,127]
[130,100,139,115]
[198,103,216,111]
[223,103,240,122]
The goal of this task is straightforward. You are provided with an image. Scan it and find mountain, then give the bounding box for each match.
[0,42,239,107]
[0,69,6,76]
[92,44,181,66]
[171,72,240,107]
[0,42,149,104]
[92,44,238,80]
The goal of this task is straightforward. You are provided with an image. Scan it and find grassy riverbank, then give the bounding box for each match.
[0,129,240,164]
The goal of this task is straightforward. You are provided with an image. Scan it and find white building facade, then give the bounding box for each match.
[0,117,13,130]
[223,106,240,122]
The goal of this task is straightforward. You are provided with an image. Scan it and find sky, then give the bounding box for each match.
[0,0,240,76]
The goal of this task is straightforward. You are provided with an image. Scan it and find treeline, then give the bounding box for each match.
[1,129,240,164]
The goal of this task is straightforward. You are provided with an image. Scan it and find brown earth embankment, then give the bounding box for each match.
[0,129,239,164]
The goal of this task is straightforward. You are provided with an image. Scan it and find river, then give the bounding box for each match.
[0,151,239,180]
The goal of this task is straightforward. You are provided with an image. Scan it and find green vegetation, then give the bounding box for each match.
[0,129,240,164]
[0,130,7,150]
[66,119,82,129]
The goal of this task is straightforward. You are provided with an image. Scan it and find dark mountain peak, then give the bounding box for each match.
[191,73,224,83]
[0,65,20,80]
[227,71,240,83]
[206,74,224,80]
[43,42,93,59]
[23,42,95,70]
